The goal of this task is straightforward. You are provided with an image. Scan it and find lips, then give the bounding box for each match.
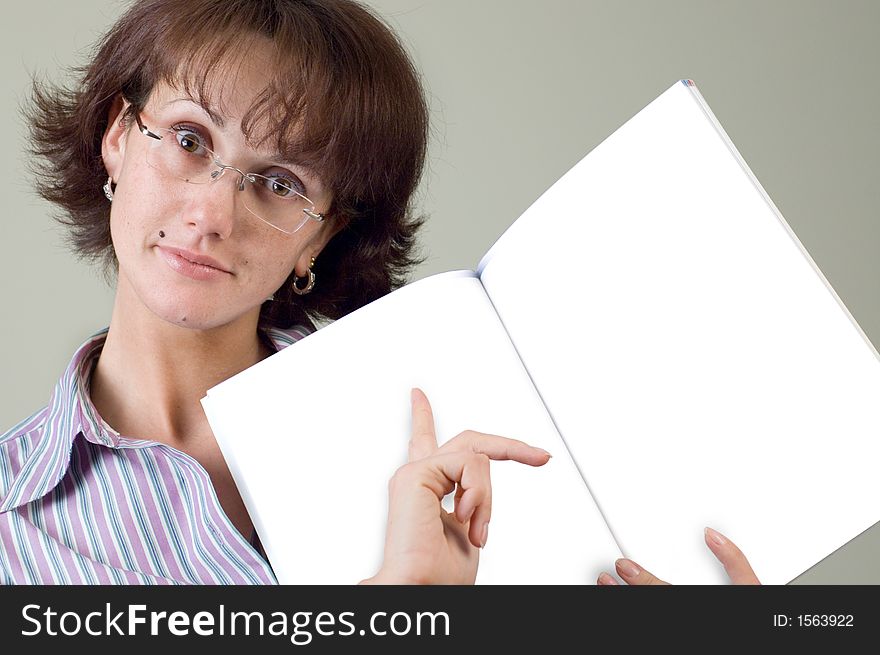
[157,246,232,282]
[158,246,230,273]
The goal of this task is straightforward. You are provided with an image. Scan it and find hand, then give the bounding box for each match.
[597,527,761,585]
[361,388,552,585]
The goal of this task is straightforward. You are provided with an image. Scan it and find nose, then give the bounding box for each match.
[181,167,244,240]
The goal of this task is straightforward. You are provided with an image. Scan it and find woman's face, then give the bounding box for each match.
[101,55,335,332]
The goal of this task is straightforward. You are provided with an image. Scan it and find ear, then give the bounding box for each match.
[101,95,131,181]
[293,216,345,276]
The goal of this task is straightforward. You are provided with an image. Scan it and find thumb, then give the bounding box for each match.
[705,527,760,584]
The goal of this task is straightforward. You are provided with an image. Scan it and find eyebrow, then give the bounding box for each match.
[164,96,226,129]
[161,95,316,177]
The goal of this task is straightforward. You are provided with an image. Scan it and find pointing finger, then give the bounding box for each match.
[438,430,551,466]
[408,387,438,462]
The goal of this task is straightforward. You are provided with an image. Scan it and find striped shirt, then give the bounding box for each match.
[0,324,312,584]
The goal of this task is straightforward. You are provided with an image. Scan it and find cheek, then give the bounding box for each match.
[238,242,301,291]
[109,179,167,241]
[109,206,156,268]
[107,204,138,257]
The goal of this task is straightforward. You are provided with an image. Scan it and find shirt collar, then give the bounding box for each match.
[0,324,312,512]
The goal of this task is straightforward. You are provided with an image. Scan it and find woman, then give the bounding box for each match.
[0,0,554,585]
[1,0,755,585]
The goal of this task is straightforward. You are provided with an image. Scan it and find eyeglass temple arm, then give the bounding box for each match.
[134,113,162,141]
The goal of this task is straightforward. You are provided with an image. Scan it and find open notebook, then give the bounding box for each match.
[201,80,880,584]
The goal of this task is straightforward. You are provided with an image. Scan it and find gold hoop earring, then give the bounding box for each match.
[292,257,316,296]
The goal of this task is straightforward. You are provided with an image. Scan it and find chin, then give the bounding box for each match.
[144,291,238,331]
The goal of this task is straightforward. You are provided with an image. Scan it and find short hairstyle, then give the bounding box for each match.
[26,0,428,328]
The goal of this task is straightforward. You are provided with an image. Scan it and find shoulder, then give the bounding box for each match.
[1,406,49,448]
[0,327,105,462]
[0,406,50,485]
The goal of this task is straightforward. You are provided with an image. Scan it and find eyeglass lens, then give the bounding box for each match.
[144,127,315,234]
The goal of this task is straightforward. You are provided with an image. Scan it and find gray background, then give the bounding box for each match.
[1,1,877,583]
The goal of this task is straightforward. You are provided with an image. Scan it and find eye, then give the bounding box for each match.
[171,125,209,155]
[261,172,306,199]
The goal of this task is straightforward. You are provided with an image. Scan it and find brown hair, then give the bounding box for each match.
[26,0,428,327]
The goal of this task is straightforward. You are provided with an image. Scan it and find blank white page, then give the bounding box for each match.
[478,81,880,584]
[203,272,620,584]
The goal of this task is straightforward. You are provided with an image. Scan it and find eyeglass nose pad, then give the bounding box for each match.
[210,164,251,191]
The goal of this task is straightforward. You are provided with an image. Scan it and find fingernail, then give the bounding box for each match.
[615,558,640,578]
[705,527,726,546]
[597,572,618,586]
[480,522,489,548]
[538,448,552,458]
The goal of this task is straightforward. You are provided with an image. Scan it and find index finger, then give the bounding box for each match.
[408,387,438,461]
[439,430,552,466]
